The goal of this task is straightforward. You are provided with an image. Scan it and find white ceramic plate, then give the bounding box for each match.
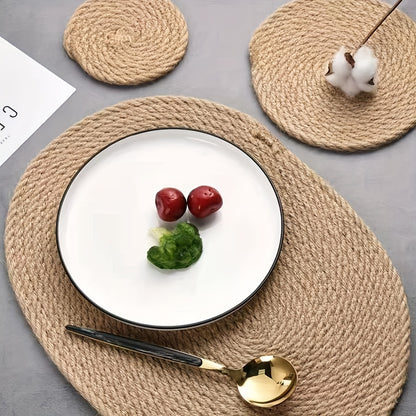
[57,128,283,329]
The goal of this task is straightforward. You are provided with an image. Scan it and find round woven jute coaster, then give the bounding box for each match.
[5,96,410,415]
[250,0,416,152]
[63,0,188,85]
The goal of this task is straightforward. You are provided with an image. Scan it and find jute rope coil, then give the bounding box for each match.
[5,96,409,415]
[63,0,188,85]
[250,0,416,152]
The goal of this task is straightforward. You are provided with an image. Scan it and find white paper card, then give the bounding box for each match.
[0,37,75,167]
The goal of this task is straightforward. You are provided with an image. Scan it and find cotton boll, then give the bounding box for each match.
[331,46,352,79]
[351,46,378,85]
[325,45,378,98]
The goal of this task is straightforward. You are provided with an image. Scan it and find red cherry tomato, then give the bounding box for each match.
[155,188,187,222]
[187,186,223,218]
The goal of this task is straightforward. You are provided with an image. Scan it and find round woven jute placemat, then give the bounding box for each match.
[5,96,410,415]
[250,0,416,152]
[63,0,188,85]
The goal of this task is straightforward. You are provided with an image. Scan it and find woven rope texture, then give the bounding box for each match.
[63,0,188,85]
[250,0,416,151]
[5,96,410,415]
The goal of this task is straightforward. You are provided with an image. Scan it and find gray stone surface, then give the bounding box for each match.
[0,1,415,414]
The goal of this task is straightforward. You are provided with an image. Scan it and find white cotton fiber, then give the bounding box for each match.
[356,79,376,93]
[326,73,344,89]
[342,76,362,98]
[331,46,352,79]
[325,45,378,98]
[351,46,378,93]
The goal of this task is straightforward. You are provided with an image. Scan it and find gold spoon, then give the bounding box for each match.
[66,325,297,408]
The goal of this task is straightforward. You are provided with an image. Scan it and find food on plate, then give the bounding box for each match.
[187,186,223,218]
[147,222,203,269]
[155,187,187,222]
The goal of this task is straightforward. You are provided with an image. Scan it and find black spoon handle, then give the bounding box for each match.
[65,325,203,367]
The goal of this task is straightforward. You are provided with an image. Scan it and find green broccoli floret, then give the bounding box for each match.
[147,222,203,269]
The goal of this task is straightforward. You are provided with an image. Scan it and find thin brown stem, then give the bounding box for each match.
[359,0,404,47]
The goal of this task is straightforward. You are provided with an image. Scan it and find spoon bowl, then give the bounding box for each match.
[66,325,297,408]
[237,355,297,407]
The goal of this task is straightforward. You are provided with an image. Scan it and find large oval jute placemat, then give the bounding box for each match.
[64,0,188,85]
[5,96,410,415]
[250,0,416,152]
